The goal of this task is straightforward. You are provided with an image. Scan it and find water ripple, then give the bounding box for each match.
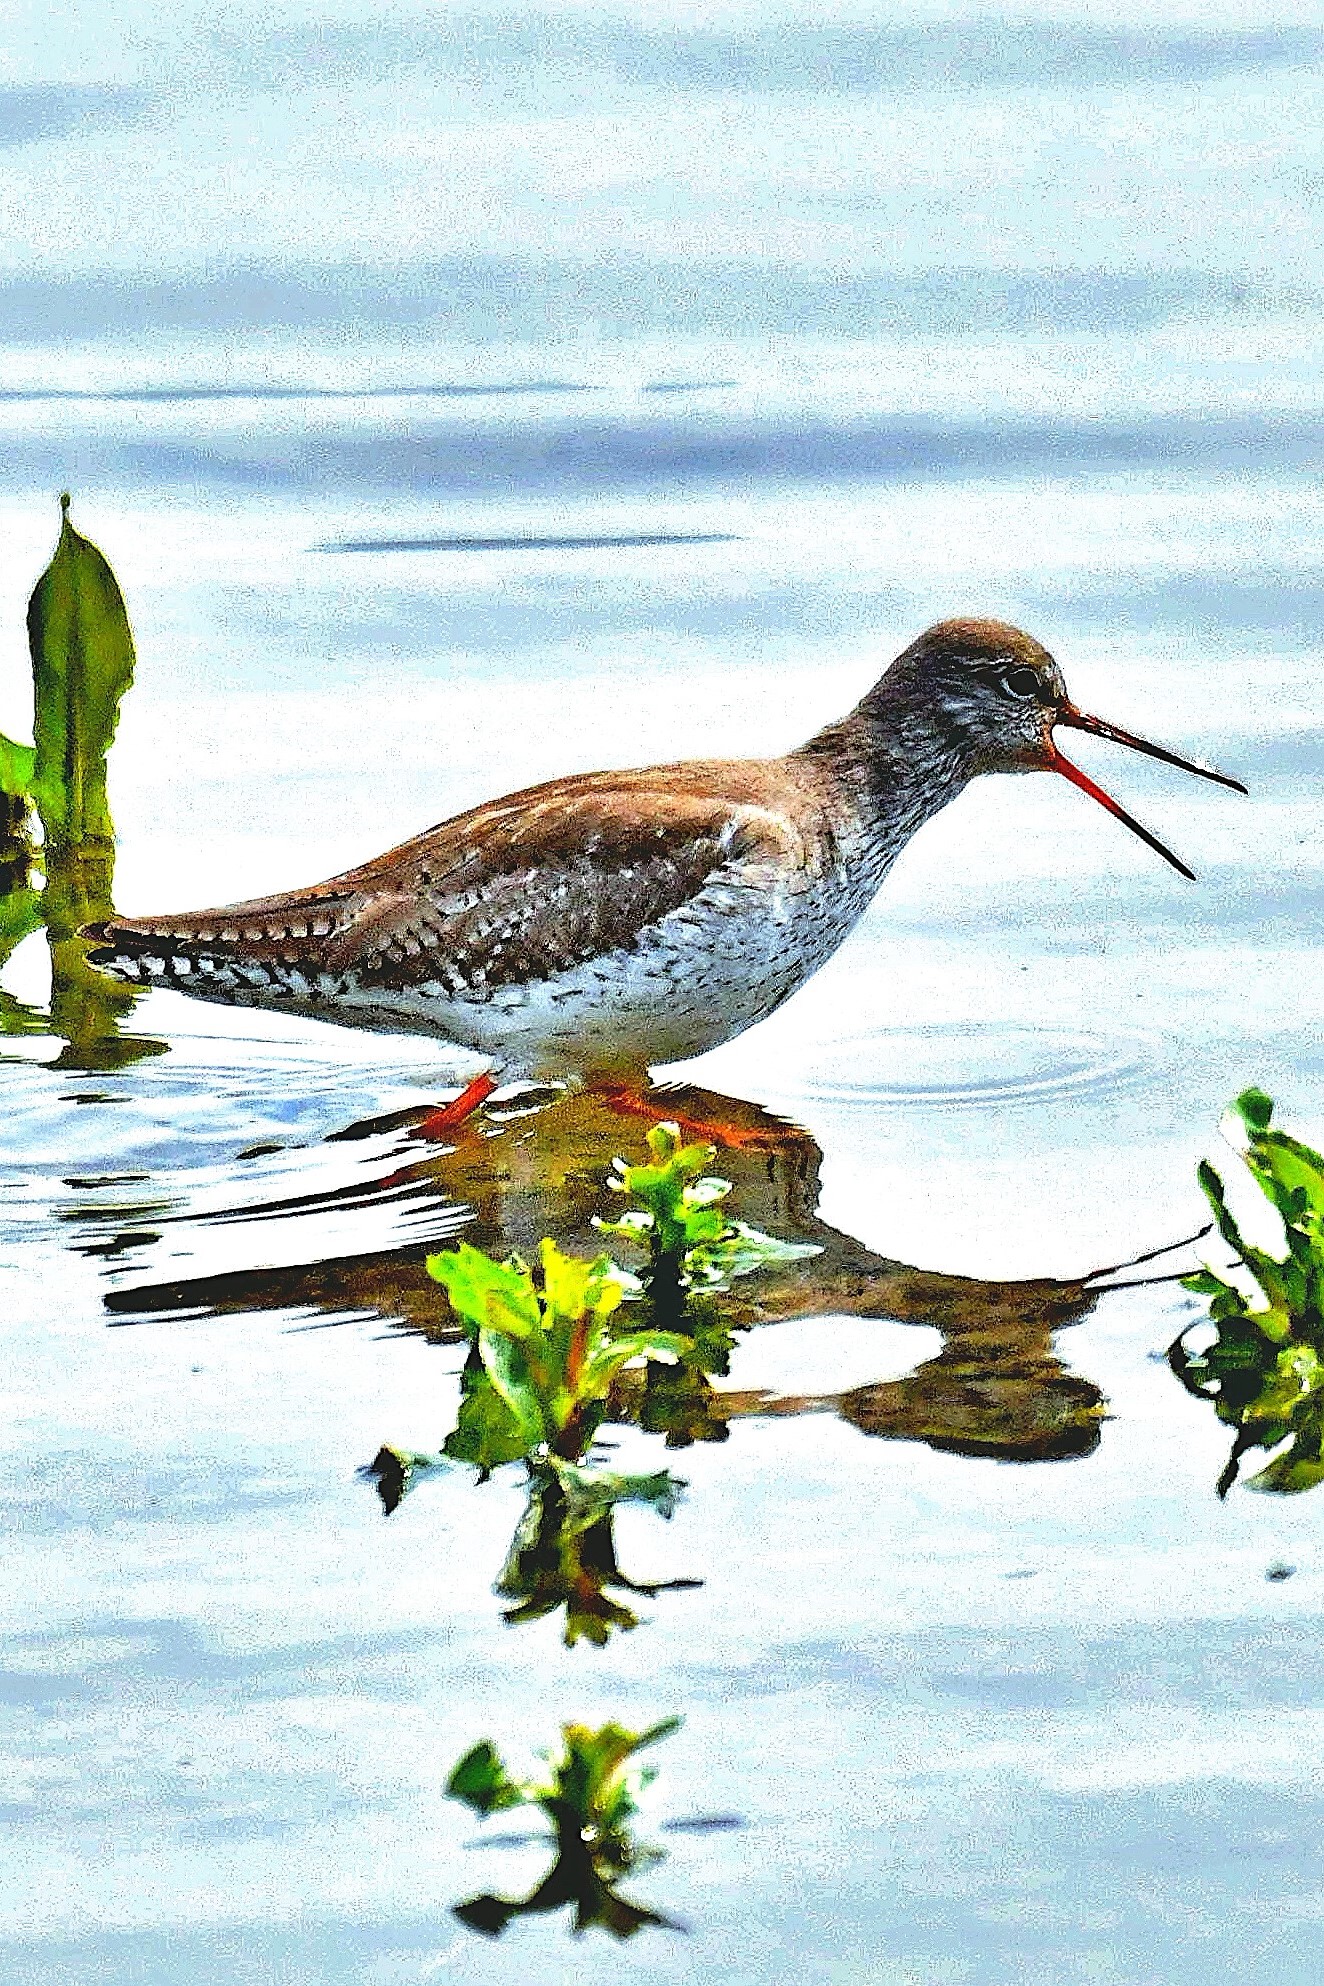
[786,1022,1165,1112]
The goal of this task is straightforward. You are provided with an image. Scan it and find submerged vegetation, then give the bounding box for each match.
[446,1716,681,1937]
[1173,1088,1324,1496]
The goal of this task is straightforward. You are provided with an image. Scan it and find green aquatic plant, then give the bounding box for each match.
[1172,1087,1324,1495]
[596,1119,819,1442]
[428,1236,692,1471]
[365,1124,826,1625]
[0,498,159,1066]
[365,1236,698,1641]
[597,1119,819,1317]
[447,1715,681,1937]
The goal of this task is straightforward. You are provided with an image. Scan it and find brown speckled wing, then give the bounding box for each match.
[82,766,799,992]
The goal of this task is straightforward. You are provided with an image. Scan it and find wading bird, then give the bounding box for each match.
[85,620,1244,1128]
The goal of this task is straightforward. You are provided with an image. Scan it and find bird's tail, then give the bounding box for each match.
[81,895,352,1004]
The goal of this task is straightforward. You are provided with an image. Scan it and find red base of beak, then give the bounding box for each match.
[1044,704,1246,881]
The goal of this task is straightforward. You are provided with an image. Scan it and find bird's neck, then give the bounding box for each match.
[793,677,977,850]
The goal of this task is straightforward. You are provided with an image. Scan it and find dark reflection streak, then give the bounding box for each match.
[69,1169,454,1232]
[0,383,597,403]
[189,1181,449,1229]
[1081,1223,1213,1281]
[1087,1270,1194,1293]
[281,1315,380,1333]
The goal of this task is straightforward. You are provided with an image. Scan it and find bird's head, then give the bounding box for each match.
[885,618,1246,880]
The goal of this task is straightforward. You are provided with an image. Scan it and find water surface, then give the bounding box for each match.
[3,330,1323,1985]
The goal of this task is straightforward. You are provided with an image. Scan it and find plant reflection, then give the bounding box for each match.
[0,845,165,1068]
[365,1447,701,1644]
[360,1219,711,1644]
[446,1717,681,1938]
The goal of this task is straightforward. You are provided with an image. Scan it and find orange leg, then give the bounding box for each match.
[416,1069,499,1142]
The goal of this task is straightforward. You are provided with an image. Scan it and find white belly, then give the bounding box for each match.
[323,855,883,1075]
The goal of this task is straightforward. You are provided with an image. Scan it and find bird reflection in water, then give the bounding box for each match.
[96,1075,1118,1472]
[67,1079,1200,1646]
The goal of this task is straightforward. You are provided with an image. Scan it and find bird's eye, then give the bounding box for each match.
[1000,665,1041,698]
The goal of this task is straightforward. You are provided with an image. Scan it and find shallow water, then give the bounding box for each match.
[3,340,1324,1985]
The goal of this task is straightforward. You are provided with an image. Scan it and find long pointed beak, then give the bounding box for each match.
[1045,704,1247,882]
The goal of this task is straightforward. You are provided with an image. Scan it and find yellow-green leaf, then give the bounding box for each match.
[0,733,34,800]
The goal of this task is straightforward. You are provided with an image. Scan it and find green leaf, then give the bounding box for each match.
[446,1740,528,1816]
[442,1359,535,1474]
[1179,1268,1241,1300]
[549,1715,685,1854]
[1194,1158,1290,1311]
[579,1327,692,1395]
[0,733,34,801]
[689,1222,822,1284]
[1195,1158,1250,1261]
[359,1444,447,1514]
[1245,1130,1324,1229]
[1233,1088,1275,1134]
[28,494,136,850]
[428,1243,542,1340]
[1246,1447,1324,1494]
[476,1325,550,1451]
[0,880,43,962]
[538,1237,625,1324]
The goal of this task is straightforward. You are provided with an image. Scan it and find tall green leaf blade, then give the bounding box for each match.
[28,495,136,850]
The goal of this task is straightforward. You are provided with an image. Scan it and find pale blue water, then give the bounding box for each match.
[5,8,1324,1980]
